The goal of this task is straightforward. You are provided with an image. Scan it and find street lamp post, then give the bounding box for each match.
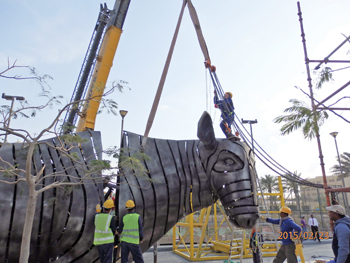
[2,93,25,143]
[119,110,128,147]
[241,119,258,152]
[330,131,350,214]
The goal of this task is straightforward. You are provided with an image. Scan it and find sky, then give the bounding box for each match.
[1,0,350,182]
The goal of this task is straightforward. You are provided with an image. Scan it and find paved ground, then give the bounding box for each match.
[143,239,334,263]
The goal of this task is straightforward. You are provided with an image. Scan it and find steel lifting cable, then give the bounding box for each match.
[231,117,325,189]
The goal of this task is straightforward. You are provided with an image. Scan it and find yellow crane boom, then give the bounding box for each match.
[76,0,130,132]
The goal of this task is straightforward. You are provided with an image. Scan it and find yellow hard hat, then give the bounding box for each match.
[103,199,115,209]
[125,200,135,209]
[280,206,292,215]
[225,92,233,98]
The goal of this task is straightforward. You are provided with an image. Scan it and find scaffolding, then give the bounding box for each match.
[172,177,285,261]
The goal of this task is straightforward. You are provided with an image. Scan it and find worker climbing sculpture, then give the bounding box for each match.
[214,90,236,138]
[0,112,258,262]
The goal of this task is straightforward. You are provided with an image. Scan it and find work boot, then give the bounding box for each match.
[226,132,241,142]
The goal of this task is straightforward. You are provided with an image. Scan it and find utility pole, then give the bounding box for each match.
[330,132,350,214]
[2,93,25,143]
[119,110,128,147]
[241,119,258,152]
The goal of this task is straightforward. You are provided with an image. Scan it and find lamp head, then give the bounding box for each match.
[330,132,338,138]
[119,110,128,118]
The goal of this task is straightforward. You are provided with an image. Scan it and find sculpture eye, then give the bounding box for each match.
[213,151,244,172]
[225,158,235,165]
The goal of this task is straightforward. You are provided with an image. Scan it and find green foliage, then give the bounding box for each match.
[260,174,279,193]
[118,147,152,181]
[59,134,88,144]
[1,164,20,178]
[273,99,329,140]
[89,159,111,174]
[331,152,350,178]
[315,67,333,89]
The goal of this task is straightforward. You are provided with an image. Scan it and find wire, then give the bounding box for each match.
[207,68,325,190]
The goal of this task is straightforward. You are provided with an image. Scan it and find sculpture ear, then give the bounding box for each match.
[197,111,217,150]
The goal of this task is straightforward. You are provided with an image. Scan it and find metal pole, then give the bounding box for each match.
[297,2,331,210]
[316,188,325,228]
[4,98,15,143]
[241,119,257,153]
[153,241,158,263]
[119,110,128,147]
[120,116,125,146]
[332,134,350,214]
[2,93,25,143]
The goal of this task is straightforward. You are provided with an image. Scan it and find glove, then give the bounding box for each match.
[96,204,101,213]
[260,215,267,222]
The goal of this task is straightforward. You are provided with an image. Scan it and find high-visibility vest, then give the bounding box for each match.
[93,213,114,245]
[120,213,140,244]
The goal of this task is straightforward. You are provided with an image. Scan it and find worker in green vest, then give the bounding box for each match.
[93,199,116,263]
[117,200,144,263]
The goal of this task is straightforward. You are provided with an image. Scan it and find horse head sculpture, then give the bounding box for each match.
[119,111,259,253]
[197,111,259,228]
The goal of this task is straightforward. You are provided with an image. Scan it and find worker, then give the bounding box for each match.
[117,200,144,263]
[250,225,264,263]
[93,199,116,263]
[214,90,235,138]
[261,206,301,263]
[326,204,350,263]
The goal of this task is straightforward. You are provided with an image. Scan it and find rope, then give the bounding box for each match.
[141,0,187,149]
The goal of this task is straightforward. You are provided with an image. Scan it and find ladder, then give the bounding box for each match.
[227,229,244,263]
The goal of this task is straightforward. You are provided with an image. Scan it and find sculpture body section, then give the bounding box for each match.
[119,132,214,253]
[0,131,104,263]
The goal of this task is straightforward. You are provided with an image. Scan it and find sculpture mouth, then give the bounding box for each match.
[215,177,259,229]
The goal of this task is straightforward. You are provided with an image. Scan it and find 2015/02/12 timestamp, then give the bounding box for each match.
[278,231,329,240]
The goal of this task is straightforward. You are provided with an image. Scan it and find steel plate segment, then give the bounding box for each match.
[153,138,180,234]
[193,140,213,208]
[29,144,46,262]
[48,137,83,258]
[118,132,134,226]
[124,132,156,253]
[177,140,192,215]
[186,140,201,211]
[8,144,30,262]
[167,140,186,221]
[0,143,16,261]
[56,131,103,262]
[141,137,168,248]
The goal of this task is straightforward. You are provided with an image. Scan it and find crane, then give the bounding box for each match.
[62,0,131,133]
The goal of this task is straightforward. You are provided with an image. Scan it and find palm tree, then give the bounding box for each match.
[331,152,350,178]
[259,174,279,209]
[283,171,302,215]
[274,99,329,140]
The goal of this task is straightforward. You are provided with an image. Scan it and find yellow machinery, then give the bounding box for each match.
[172,176,285,261]
[64,0,130,133]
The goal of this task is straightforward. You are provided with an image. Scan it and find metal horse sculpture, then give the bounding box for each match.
[119,111,259,253]
[0,131,104,263]
[0,112,258,262]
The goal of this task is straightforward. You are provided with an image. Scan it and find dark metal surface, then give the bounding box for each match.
[0,131,103,262]
[119,111,259,254]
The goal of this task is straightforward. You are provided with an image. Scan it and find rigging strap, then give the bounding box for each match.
[141,0,187,148]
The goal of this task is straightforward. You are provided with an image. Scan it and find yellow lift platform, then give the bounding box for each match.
[172,176,285,261]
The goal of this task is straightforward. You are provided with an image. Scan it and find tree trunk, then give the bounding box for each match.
[19,187,38,263]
